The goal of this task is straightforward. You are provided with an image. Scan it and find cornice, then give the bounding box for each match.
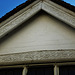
[0,50,75,65]
[0,0,75,39]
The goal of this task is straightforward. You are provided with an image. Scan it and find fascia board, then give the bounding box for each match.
[0,1,42,39]
[0,50,75,65]
[0,0,41,28]
[42,0,75,28]
[0,0,75,39]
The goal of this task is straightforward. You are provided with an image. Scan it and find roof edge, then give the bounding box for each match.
[0,0,42,38]
[0,0,37,23]
[0,0,75,23]
[51,0,75,12]
[0,0,75,39]
[43,0,75,28]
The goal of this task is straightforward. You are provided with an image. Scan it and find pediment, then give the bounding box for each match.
[0,12,75,55]
[0,0,75,39]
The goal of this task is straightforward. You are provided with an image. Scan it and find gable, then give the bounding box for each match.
[0,12,75,55]
[0,0,75,39]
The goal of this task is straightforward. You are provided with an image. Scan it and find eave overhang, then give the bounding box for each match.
[0,0,75,39]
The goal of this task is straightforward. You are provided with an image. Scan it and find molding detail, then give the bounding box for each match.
[0,1,41,38]
[0,0,75,38]
[42,1,75,28]
[0,50,75,65]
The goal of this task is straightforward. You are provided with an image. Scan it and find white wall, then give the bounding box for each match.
[0,13,75,55]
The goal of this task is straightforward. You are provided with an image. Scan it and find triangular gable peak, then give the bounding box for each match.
[0,0,75,65]
[0,0,75,39]
[0,11,75,55]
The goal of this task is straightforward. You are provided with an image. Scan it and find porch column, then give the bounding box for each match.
[22,67,28,75]
[54,65,59,75]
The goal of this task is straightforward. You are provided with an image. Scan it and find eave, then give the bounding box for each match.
[0,0,75,39]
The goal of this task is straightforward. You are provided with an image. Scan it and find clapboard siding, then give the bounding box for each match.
[0,12,75,55]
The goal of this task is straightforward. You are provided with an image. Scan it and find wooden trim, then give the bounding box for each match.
[0,62,75,68]
[0,0,75,38]
[0,1,42,38]
[42,0,75,28]
[54,65,59,75]
[22,67,28,75]
[0,50,75,66]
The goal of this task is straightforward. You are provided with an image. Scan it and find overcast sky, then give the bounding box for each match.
[0,0,75,18]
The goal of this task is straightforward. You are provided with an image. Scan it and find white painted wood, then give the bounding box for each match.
[0,0,41,28]
[0,0,75,39]
[0,14,75,55]
[22,67,28,75]
[54,65,59,75]
[0,1,42,38]
[42,1,75,28]
[0,50,75,65]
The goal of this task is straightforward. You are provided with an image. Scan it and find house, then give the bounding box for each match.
[0,0,75,75]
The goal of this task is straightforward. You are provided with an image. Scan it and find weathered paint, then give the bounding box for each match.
[0,13,75,55]
[0,50,75,65]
